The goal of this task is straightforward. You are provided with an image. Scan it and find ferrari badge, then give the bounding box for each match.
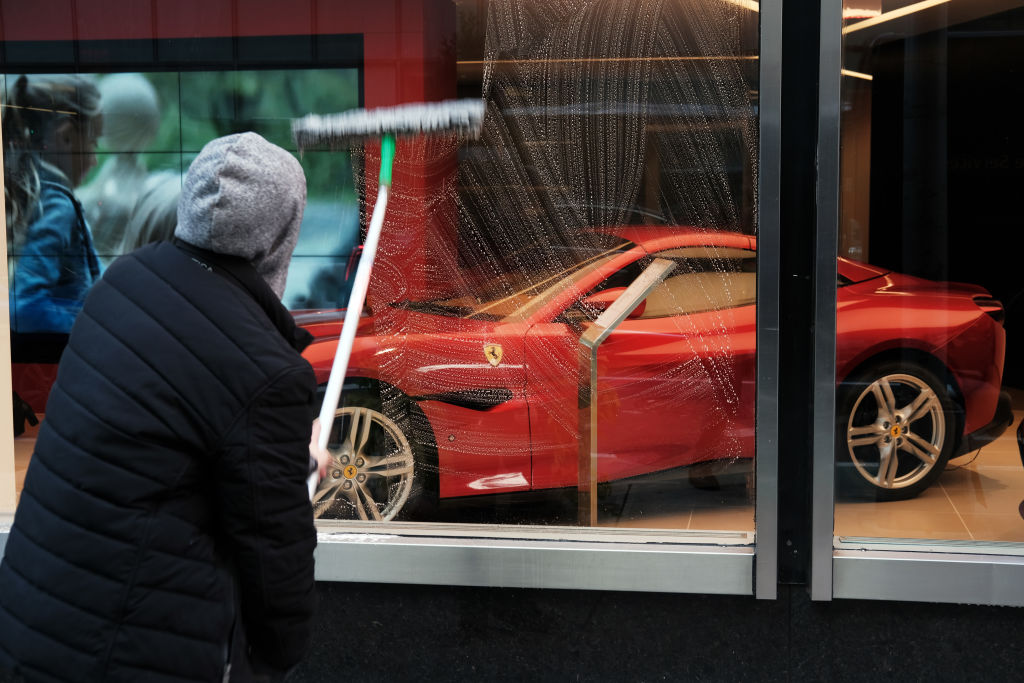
[484,343,503,367]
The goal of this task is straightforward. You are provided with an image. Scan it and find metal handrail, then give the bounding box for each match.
[577,258,676,526]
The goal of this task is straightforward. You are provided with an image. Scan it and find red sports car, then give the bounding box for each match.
[300,227,1012,520]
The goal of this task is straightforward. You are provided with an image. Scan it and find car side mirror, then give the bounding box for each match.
[582,288,646,319]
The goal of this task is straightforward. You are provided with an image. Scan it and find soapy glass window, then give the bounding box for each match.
[833,0,1023,546]
[304,0,761,530]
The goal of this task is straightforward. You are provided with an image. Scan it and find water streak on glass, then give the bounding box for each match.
[319,0,760,528]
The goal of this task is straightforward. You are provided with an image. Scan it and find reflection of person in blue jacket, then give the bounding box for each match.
[4,74,102,335]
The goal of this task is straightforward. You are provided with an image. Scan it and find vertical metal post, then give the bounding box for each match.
[577,344,599,526]
[811,0,843,601]
[755,0,784,599]
[577,259,676,527]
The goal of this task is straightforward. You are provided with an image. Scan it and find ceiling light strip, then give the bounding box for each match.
[843,0,951,35]
[841,68,873,81]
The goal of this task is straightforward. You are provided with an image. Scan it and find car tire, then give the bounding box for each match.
[836,360,957,501]
[312,386,437,521]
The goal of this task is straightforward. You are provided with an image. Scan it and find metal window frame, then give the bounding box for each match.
[312,525,755,593]
[308,0,782,596]
[755,0,783,600]
[811,0,1024,606]
[0,1,783,597]
[810,0,842,603]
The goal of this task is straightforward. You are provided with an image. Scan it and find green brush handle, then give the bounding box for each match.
[379,133,396,187]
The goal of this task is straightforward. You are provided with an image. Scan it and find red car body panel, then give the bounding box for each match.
[835,272,1006,435]
[304,315,536,498]
[11,363,59,415]
[524,305,756,491]
[837,257,889,283]
[295,228,1004,500]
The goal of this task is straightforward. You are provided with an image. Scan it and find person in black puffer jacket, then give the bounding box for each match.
[0,132,322,682]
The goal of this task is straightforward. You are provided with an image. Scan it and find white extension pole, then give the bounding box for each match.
[291,106,484,500]
[307,180,391,497]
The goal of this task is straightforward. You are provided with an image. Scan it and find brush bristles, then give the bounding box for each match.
[293,99,485,148]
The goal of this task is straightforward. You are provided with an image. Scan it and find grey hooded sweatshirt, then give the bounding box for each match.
[175,131,307,298]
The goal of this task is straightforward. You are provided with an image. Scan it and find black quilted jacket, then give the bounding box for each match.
[0,241,318,682]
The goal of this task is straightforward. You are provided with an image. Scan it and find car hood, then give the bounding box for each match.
[291,308,358,339]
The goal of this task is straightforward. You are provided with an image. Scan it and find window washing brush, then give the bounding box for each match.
[292,99,485,500]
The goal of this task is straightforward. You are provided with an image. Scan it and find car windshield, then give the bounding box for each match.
[392,240,635,322]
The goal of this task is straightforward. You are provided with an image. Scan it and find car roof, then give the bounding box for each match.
[598,228,888,285]
[597,226,756,252]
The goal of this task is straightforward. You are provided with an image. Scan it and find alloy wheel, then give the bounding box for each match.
[845,373,946,491]
[313,406,415,521]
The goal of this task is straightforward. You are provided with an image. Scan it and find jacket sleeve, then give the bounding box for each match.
[10,190,91,334]
[216,364,318,671]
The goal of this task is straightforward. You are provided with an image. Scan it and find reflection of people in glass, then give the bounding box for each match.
[117,170,182,253]
[4,74,102,335]
[77,73,161,264]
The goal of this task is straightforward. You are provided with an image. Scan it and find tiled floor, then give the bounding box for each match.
[12,390,1024,542]
[596,467,754,531]
[600,390,1024,542]
[834,389,1024,542]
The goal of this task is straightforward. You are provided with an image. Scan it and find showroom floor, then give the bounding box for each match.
[832,387,1024,543]
[603,388,1024,543]
[11,389,1024,542]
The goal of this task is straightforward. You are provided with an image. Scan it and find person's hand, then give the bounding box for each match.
[309,419,331,480]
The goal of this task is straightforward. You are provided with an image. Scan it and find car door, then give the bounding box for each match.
[405,319,534,499]
[526,245,756,490]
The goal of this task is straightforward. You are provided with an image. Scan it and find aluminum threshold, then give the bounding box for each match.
[314,530,754,594]
[834,549,1024,607]
[0,525,755,596]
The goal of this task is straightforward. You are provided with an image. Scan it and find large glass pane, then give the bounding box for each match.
[836,0,1024,543]
[3,2,761,536]
[5,67,358,500]
[304,0,760,531]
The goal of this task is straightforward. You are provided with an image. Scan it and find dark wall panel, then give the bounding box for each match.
[291,583,1024,682]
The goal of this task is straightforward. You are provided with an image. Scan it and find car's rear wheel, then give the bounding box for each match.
[837,361,957,501]
[312,389,434,521]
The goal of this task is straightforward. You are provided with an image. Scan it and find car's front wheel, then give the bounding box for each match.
[837,361,957,501]
[312,390,429,521]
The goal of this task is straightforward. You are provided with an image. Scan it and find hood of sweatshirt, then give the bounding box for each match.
[174,132,306,298]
